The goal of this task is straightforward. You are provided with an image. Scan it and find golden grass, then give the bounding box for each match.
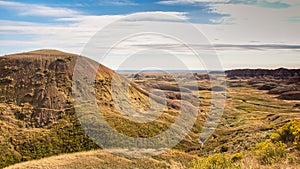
[5,149,197,169]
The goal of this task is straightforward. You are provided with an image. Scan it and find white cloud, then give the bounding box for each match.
[200,3,300,45]
[56,11,189,24]
[0,1,299,69]
[122,11,189,21]
[109,0,138,6]
[217,49,300,69]
[158,0,300,6]
[0,11,190,55]
[209,3,300,24]
[0,0,80,17]
[158,0,230,5]
[281,0,300,5]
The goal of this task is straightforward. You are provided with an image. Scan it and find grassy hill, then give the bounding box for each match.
[0,50,299,168]
[0,50,203,168]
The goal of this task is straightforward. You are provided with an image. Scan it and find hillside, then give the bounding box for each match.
[1,50,300,169]
[5,149,197,169]
[0,50,204,168]
[0,50,98,167]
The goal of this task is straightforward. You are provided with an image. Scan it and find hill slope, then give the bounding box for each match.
[5,149,197,169]
[2,50,299,169]
[0,50,203,168]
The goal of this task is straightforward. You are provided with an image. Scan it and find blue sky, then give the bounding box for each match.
[0,0,222,23]
[0,0,299,69]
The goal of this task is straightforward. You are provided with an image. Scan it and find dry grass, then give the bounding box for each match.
[5,149,197,169]
[240,154,300,169]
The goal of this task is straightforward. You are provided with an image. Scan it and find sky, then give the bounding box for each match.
[0,0,299,70]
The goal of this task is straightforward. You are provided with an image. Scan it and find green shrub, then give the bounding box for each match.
[270,120,300,150]
[254,141,287,165]
[191,153,241,169]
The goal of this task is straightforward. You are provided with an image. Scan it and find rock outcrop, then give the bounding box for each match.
[0,49,115,128]
[279,91,300,100]
[226,68,300,79]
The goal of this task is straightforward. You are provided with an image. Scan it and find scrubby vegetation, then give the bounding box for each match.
[254,141,287,165]
[270,120,300,150]
[0,108,99,168]
[252,120,300,166]
[190,120,300,168]
[190,153,242,169]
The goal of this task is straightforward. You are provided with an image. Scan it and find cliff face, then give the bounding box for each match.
[225,68,300,79]
[0,50,72,127]
[225,68,300,100]
[0,50,116,167]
